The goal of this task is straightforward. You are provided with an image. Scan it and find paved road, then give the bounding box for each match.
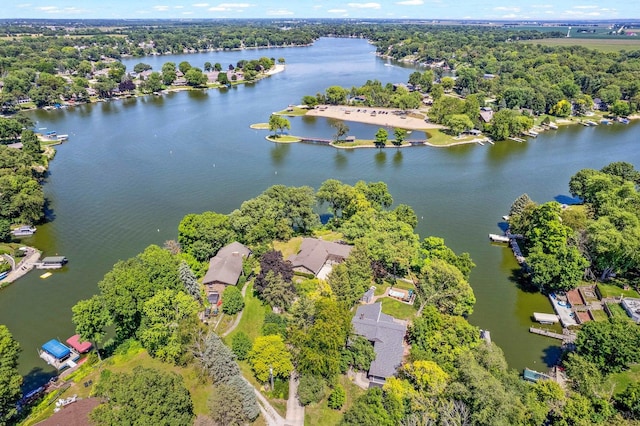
[2,247,40,284]
[285,372,304,426]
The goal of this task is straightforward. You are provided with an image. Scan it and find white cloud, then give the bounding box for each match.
[396,0,424,5]
[266,9,294,15]
[348,2,381,9]
[192,3,209,6]
[16,3,32,8]
[531,4,552,8]
[502,13,517,18]
[36,6,57,11]
[175,6,184,9]
[328,8,347,13]
[153,5,170,11]
[494,6,520,12]
[182,11,194,14]
[574,5,598,9]
[217,2,250,7]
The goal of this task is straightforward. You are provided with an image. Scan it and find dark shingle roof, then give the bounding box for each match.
[289,238,352,275]
[202,242,251,286]
[352,302,406,379]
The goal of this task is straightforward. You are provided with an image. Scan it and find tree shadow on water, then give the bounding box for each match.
[541,345,562,368]
[22,366,57,393]
[510,268,539,293]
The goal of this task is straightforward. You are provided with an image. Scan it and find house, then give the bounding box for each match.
[351,302,407,387]
[38,398,101,426]
[593,98,606,111]
[479,107,494,123]
[621,298,640,323]
[202,241,251,296]
[288,238,352,278]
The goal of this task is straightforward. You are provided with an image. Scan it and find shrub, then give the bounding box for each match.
[231,332,252,361]
[222,286,244,315]
[328,385,346,409]
[297,374,326,406]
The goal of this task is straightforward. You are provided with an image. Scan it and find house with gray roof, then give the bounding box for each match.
[202,241,251,295]
[288,238,352,278]
[351,302,407,387]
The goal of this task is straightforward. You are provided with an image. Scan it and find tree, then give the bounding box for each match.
[72,295,110,361]
[375,128,388,148]
[141,72,163,93]
[392,128,407,146]
[509,193,534,216]
[440,77,455,91]
[609,100,630,117]
[550,99,572,117]
[178,211,236,262]
[443,114,474,136]
[248,334,293,383]
[575,317,640,374]
[222,285,244,314]
[134,62,152,73]
[178,61,192,75]
[91,367,194,426]
[208,377,259,426]
[332,120,349,141]
[192,331,241,383]
[184,68,208,87]
[178,261,201,304]
[268,114,291,136]
[341,335,375,372]
[416,258,476,316]
[139,289,199,364]
[615,382,640,419]
[161,62,176,85]
[254,250,293,295]
[0,325,21,425]
[340,388,394,426]
[231,332,252,360]
[297,374,326,405]
[203,62,212,72]
[261,270,296,311]
[325,86,348,105]
[20,130,41,160]
[217,71,229,85]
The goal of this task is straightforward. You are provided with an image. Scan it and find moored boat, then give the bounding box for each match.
[11,226,36,237]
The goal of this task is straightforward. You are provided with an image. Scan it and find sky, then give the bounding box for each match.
[2,1,636,21]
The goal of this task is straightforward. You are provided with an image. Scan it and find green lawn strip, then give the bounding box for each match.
[602,365,640,396]
[273,237,303,260]
[275,106,308,116]
[597,283,640,298]
[606,302,630,319]
[380,297,417,320]
[392,279,415,291]
[522,38,640,53]
[425,129,461,146]
[590,309,609,321]
[223,282,269,344]
[374,283,390,296]
[250,123,270,129]
[304,375,366,426]
[237,361,287,418]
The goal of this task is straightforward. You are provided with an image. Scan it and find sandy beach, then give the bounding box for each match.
[305,105,444,131]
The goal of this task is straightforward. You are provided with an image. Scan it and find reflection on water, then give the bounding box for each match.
[374,149,386,168]
[392,150,403,168]
[334,151,348,170]
[270,143,290,166]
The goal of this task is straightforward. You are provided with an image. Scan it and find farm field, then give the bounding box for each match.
[522,37,640,52]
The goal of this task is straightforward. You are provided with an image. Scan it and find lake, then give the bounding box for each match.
[1,37,639,389]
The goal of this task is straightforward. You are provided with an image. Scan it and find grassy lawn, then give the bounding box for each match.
[425,129,472,146]
[522,38,640,52]
[606,302,630,320]
[392,279,416,291]
[597,283,640,299]
[267,135,302,143]
[273,237,303,259]
[380,297,417,320]
[602,364,640,396]
[224,282,269,344]
[590,309,609,322]
[374,282,390,296]
[250,122,270,129]
[304,375,366,426]
[276,106,308,116]
[313,229,344,242]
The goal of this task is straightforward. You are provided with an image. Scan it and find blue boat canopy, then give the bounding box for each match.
[42,339,70,359]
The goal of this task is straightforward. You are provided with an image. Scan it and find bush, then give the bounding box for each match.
[328,385,346,409]
[231,332,252,361]
[297,374,326,406]
[222,286,244,315]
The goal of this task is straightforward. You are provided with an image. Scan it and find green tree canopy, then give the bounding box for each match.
[0,325,22,425]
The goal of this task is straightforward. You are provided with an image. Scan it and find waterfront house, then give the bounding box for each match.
[202,242,251,296]
[479,107,494,123]
[288,238,352,278]
[351,302,407,387]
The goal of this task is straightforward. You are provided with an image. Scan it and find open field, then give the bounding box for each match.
[522,37,640,52]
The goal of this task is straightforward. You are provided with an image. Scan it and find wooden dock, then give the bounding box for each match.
[529,327,576,343]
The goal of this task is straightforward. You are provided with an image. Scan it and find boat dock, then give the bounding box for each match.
[509,137,525,143]
[0,247,41,286]
[523,367,552,382]
[529,327,576,343]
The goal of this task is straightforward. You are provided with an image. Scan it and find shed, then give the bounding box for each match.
[42,339,71,360]
[66,334,93,354]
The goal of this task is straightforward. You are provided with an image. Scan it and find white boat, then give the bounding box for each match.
[12,226,36,237]
[547,123,558,129]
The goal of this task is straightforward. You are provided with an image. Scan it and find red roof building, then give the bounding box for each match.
[66,335,93,354]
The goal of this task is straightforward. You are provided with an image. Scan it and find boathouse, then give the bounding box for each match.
[41,256,68,267]
[66,335,93,354]
[40,339,78,370]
